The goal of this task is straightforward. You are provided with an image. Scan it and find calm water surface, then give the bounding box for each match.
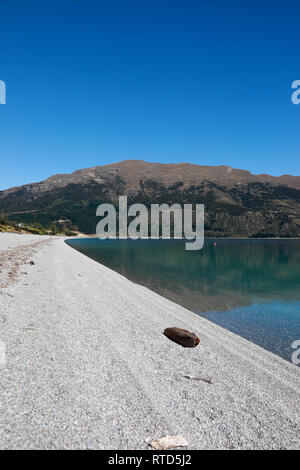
[66,238,300,363]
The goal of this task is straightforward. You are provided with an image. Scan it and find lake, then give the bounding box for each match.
[66,238,300,363]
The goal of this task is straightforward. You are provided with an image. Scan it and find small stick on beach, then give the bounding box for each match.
[184,374,213,384]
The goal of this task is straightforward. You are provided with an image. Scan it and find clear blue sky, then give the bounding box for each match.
[0,0,300,190]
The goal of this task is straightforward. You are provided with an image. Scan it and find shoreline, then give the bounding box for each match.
[0,233,299,449]
[72,234,300,240]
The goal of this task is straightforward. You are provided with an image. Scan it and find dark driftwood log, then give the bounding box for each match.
[163,327,200,348]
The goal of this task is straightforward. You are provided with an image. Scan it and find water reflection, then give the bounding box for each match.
[66,238,300,312]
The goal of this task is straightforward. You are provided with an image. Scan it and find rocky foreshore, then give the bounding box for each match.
[0,233,299,449]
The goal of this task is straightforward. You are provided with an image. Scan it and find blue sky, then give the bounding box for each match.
[0,0,299,190]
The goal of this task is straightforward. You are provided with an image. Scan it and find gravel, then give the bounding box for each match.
[0,233,299,449]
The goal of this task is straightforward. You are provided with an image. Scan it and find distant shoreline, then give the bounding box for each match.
[71,234,300,240]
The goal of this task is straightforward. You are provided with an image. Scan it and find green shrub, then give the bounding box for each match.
[0,210,8,225]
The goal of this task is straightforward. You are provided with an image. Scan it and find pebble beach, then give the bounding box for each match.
[0,233,299,449]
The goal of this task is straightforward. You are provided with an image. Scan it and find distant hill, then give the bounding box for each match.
[1,160,300,237]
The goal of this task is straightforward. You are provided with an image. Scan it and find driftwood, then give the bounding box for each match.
[163,327,200,348]
[150,435,188,450]
[184,374,213,384]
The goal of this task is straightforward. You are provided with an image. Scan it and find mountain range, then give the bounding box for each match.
[1,160,300,237]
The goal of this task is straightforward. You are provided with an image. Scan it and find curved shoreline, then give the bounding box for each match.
[0,233,299,449]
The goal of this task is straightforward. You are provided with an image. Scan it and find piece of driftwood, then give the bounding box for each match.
[163,327,200,348]
[150,435,188,450]
[184,374,213,384]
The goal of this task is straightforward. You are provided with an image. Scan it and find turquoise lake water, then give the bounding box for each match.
[66,238,300,363]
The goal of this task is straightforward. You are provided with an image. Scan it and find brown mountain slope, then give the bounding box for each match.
[2,160,300,195]
[1,160,300,237]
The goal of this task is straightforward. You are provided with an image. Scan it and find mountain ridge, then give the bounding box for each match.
[2,160,300,193]
[1,160,300,237]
